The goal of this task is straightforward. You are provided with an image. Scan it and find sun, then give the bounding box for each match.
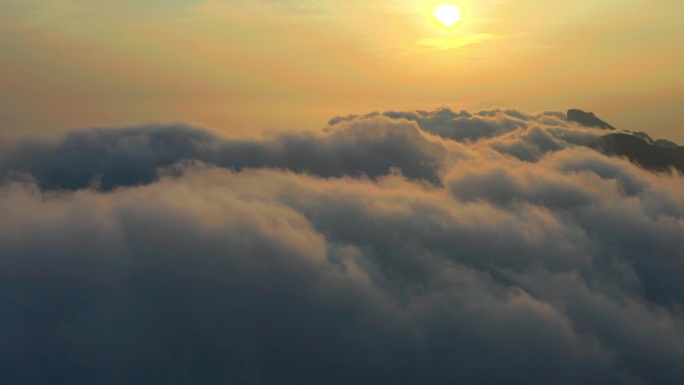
[433,3,462,27]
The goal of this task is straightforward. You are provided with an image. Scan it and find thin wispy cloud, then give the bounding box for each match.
[417,33,495,50]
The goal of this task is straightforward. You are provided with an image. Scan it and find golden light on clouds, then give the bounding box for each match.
[0,0,682,142]
[433,3,462,27]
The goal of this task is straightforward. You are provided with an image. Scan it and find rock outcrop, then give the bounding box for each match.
[567,109,616,130]
[593,133,684,173]
[567,109,683,173]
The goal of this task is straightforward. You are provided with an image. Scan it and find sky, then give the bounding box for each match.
[2,2,684,384]
[0,0,683,142]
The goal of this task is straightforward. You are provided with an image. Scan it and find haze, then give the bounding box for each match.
[1,0,682,141]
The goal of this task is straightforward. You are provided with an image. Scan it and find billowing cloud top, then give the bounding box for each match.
[1,108,684,384]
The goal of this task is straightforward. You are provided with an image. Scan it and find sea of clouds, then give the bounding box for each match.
[1,108,683,384]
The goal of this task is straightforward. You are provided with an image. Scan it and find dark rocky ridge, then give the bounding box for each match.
[622,131,679,149]
[567,109,616,130]
[654,139,679,149]
[566,109,682,173]
[593,133,684,174]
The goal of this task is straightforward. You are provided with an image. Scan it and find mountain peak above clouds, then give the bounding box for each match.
[654,139,680,149]
[567,109,616,130]
[570,109,684,173]
[595,133,684,173]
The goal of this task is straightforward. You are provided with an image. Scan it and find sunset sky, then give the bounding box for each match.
[1,0,682,141]
[3,2,684,384]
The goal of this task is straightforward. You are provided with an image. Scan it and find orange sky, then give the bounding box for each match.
[1,0,682,142]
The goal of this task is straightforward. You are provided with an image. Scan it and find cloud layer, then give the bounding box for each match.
[1,108,684,384]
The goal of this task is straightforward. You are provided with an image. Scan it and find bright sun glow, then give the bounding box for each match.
[433,3,462,27]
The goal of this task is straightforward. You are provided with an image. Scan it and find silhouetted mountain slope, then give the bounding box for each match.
[567,109,616,130]
[593,133,684,173]
[566,109,682,173]
[654,139,679,149]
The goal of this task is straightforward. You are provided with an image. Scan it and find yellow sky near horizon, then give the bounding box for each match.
[1,0,682,142]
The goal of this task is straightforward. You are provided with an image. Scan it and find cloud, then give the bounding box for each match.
[1,108,684,384]
[0,116,452,190]
[417,33,496,50]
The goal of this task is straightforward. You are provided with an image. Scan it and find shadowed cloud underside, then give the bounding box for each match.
[1,108,684,384]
